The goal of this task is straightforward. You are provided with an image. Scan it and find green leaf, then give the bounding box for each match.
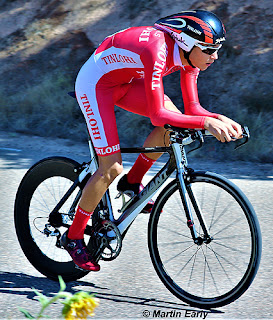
[19,308,35,319]
[58,275,66,292]
[33,289,49,306]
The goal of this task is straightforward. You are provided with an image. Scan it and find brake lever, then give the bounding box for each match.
[234,126,250,150]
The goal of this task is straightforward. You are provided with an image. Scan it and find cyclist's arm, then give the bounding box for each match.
[180,66,220,118]
[141,45,207,129]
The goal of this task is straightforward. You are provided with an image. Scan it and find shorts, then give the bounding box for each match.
[75,54,171,157]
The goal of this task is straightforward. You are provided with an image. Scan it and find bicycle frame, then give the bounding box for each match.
[48,134,211,243]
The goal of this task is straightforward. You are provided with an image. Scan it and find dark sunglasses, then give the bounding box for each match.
[195,43,222,55]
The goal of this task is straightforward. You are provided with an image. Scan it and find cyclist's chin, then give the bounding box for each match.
[198,65,208,71]
[199,63,211,71]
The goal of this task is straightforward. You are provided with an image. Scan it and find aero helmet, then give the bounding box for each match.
[154,10,226,67]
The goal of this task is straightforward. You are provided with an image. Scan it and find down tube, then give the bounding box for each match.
[116,161,175,236]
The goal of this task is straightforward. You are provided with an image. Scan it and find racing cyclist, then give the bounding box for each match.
[61,9,243,271]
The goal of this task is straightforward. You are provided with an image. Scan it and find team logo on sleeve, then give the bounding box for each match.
[152,43,168,90]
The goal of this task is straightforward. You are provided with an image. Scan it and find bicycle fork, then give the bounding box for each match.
[173,143,212,245]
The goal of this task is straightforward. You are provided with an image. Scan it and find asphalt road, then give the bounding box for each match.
[0,132,272,319]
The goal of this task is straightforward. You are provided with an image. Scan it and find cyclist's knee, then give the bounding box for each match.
[98,155,123,183]
[107,162,123,181]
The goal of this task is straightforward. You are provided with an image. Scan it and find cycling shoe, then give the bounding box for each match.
[61,231,100,271]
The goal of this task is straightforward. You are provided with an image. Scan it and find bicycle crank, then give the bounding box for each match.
[91,220,122,261]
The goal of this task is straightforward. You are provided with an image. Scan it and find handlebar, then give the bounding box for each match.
[164,124,250,151]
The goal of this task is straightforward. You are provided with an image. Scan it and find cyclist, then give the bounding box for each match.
[61,9,243,271]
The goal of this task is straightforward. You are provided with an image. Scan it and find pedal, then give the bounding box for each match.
[115,192,128,208]
[115,191,134,213]
[115,192,122,199]
[115,190,134,199]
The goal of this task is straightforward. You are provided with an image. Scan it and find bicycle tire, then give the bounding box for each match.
[148,171,261,309]
[14,156,89,281]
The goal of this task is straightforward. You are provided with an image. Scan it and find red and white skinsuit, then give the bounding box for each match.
[75,26,219,156]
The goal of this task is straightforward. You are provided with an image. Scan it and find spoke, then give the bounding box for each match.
[202,246,206,295]
[158,225,192,240]
[164,243,195,264]
[207,244,234,286]
[209,200,234,231]
[212,217,244,238]
[175,246,201,278]
[208,188,221,231]
[207,244,246,273]
[217,233,250,240]
[212,240,248,255]
[173,213,187,225]
[32,188,51,212]
[159,240,193,247]
[105,244,115,253]
[46,178,59,202]
[201,246,220,296]
[187,247,201,289]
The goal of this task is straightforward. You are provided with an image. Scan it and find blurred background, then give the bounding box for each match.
[0,0,272,162]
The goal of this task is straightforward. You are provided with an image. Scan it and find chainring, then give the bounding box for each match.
[91,220,122,261]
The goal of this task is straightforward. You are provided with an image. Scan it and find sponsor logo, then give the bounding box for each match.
[139,27,154,42]
[216,37,225,43]
[170,32,188,47]
[152,43,168,90]
[187,24,201,35]
[101,54,137,65]
[78,208,91,217]
[139,169,168,198]
[95,144,120,156]
[80,94,101,141]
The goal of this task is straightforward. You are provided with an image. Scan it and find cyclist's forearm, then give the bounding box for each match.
[185,101,219,118]
[150,108,206,129]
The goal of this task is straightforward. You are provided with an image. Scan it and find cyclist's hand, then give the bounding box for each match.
[217,115,243,139]
[204,117,242,143]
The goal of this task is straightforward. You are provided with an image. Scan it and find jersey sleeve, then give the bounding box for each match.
[180,66,220,119]
[140,41,215,129]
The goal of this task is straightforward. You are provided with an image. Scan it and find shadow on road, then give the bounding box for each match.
[0,271,223,314]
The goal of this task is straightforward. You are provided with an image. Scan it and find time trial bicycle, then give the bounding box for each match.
[14,116,261,309]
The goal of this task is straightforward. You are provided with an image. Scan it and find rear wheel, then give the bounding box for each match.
[14,157,89,281]
[148,172,261,308]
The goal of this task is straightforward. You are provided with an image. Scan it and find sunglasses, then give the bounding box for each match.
[195,43,222,55]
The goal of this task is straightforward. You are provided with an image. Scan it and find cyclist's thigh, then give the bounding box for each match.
[75,64,120,157]
[116,79,178,116]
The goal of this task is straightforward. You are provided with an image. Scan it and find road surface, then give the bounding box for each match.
[0,132,272,319]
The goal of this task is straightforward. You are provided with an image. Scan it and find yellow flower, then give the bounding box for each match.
[62,292,99,320]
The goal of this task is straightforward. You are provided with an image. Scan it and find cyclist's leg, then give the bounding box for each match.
[62,59,124,270]
[117,79,182,181]
[142,98,182,159]
[116,80,182,213]
[79,152,123,212]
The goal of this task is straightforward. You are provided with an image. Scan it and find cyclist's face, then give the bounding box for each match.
[190,46,219,71]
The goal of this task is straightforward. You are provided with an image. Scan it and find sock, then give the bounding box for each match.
[127,153,156,184]
[68,206,93,240]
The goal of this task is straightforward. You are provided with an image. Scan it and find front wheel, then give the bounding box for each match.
[14,157,89,281]
[148,171,261,309]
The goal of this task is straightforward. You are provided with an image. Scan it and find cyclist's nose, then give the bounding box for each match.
[211,51,218,60]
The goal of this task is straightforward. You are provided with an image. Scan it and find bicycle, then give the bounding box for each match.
[14,110,261,309]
